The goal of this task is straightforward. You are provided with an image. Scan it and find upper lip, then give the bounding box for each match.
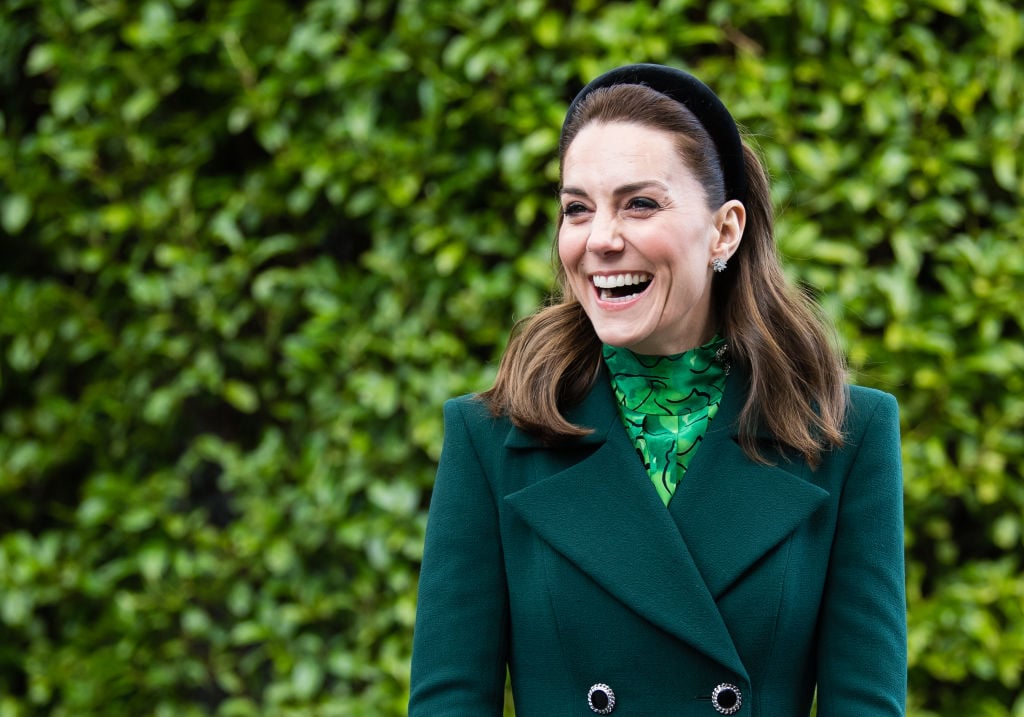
[590,272,652,288]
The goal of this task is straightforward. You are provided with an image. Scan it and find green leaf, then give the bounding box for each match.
[1,194,31,234]
[223,380,259,413]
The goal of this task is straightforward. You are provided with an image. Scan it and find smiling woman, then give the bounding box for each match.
[557,121,742,355]
[409,64,907,716]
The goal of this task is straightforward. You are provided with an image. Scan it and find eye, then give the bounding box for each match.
[562,201,589,217]
[625,197,660,212]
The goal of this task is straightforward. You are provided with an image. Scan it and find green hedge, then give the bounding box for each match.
[1,0,1021,715]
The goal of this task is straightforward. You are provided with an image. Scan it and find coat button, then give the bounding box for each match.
[711,682,742,714]
[587,683,616,714]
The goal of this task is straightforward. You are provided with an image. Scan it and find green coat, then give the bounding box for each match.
[409,367,906,716]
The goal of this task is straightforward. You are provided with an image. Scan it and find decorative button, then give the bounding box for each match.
[711,682,742,715]
[587,683,616,714]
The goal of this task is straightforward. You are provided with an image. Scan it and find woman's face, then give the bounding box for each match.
[558,121,742,356]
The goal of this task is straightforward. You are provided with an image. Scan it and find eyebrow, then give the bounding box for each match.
[559,180,670,198]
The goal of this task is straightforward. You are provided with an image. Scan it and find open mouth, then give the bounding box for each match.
[592,273,653,302]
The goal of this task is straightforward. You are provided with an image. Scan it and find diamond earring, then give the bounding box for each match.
[712,257,728,273]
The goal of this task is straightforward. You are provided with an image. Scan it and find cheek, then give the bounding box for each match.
[556,230,582,272]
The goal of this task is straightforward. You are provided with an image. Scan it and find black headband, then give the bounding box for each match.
[560,63,747,203]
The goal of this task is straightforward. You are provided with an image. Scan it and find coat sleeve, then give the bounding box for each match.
[816,391,907,716]
[408,398,509,716]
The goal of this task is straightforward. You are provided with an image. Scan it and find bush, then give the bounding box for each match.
[1,0,1021,714]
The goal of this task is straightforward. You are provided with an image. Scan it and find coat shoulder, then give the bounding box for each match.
[444,391,490,417]
[845,384,899,435]
[832,384,902,476]
[442,393,514,462]
[444,392,507,427]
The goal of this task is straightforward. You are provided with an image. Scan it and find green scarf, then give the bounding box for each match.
[603,336,729,506]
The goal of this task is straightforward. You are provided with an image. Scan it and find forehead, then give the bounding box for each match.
[562,121,693,187]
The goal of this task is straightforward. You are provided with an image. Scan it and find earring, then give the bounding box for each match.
[712,257,728,273]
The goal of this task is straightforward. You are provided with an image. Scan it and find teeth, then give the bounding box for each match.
[592,273,651,289]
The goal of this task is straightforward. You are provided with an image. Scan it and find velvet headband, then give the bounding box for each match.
[560,63,748,203]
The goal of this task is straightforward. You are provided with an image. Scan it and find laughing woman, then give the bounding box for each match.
[409,64,906,716]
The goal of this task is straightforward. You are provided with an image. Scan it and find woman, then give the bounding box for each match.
[409,64,906,716]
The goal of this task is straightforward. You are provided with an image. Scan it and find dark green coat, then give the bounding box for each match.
[409,367,906,716]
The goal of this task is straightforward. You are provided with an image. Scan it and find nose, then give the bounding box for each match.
[585,211,625,254]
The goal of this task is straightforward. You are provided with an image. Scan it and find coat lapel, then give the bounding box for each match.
[502,365,833,677]
[503,372,747,678]
[669,371,829,598]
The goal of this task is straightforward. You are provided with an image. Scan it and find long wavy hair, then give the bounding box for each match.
[480,83,848,466]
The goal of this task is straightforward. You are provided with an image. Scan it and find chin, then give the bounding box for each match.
[593,329,647,352]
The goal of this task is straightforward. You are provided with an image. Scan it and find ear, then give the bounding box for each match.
[712,199,745,261]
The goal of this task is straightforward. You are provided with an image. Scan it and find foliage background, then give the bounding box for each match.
[1,0,1022,715]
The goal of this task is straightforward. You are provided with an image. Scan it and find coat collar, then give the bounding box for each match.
[502,364,828,678]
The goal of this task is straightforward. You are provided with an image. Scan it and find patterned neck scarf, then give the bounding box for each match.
[603,336,729,506]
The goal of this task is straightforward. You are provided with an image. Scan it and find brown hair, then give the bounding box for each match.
[481,84,848,466]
